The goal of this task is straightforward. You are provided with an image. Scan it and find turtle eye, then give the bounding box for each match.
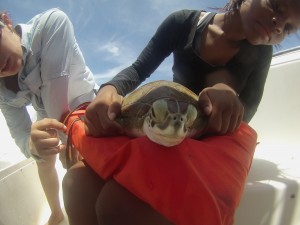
[151,99,168,123]
[151,107,156,119]
[185,104,197,127]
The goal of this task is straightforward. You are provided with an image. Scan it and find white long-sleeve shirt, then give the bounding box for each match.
[0,8,96,157]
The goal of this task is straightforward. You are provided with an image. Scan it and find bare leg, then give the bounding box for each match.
[96,179,175,225]
[62,160,105,225]
[36,155,64,225]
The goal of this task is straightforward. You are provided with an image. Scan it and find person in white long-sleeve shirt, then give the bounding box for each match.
[0,8,97,225]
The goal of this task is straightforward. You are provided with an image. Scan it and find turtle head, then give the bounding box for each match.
[143,99,198,147]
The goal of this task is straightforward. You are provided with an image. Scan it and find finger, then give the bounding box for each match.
[108,95,123,120]
[198,90,213,116]
[107,122,124,136]
[228,103,244,133]
[108,106,124,134]
[108,112,116,121]
[227,106,244,133]
[45,128,58,137]
[33,137,61,151]
[84,116,99,136]
[34,145,62,158]
[93,95,124,136]
[235,111,244,130]
[31,128,60,142]
[84,102,108,136]
[205,109,222,134]
[227,113,238,133]
[40,146,62,156]
[91,111,112,136]
[33,118,67,133]
[85,113,122,137]
[220,110,232,134]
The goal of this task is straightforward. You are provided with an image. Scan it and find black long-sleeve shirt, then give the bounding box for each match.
[103,9,273,122]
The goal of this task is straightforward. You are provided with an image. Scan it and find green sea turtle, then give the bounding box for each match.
[116,80,207,147]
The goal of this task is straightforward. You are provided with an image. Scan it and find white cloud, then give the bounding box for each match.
[86,32,139,66]
[98,42,121,57]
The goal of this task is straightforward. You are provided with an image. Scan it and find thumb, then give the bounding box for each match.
[108,104,119,121]
[198,90,213,116]
[108,95,123,121]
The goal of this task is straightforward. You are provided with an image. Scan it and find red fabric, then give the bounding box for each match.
[66,110,257,225]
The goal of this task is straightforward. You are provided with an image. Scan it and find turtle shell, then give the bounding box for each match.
[116,80,207,139]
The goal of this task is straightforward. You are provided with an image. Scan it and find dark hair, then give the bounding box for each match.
[0,12,13,25]
[224,0,300,11]
[223,0,244,11]
[0,12,7,22]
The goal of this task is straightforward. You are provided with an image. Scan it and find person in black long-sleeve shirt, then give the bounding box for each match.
[99,10,271,124]
[63,0,300,225]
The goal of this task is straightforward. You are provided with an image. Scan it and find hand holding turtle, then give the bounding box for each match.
[30,118,67,158]
[84,85,124,137]
[198,83,244,135]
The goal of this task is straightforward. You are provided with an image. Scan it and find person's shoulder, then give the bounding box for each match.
[28,8,72,32]
[169,9,200,19]
[167,9,200,25]
[38,8,69,22]
[27,8,69,26]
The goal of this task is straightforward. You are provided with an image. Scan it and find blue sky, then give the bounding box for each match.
[2,0,300,85]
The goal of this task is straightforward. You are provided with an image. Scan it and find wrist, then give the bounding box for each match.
[212,83,237,95]
[98,84,118,95]
[29,138,44,161]
[29,138,38,156]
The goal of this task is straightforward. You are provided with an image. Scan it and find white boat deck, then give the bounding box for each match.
[235,48,300,225]
[0,112,69,225]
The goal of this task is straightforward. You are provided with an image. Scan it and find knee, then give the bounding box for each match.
[62,166,77,209]
[62,167,76,197]
[63,161,108,225]
[62,160,105,221]
[62,162,85,213]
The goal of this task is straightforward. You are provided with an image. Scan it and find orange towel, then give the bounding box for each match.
[65,109,257,225]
